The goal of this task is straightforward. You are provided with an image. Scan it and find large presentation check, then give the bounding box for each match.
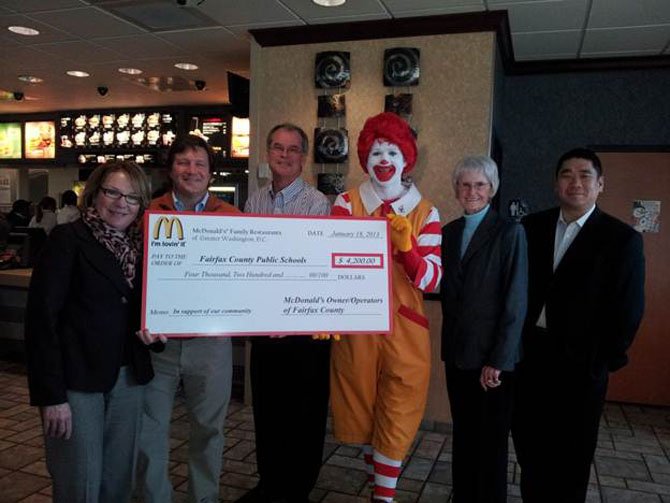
[142,211,392,336]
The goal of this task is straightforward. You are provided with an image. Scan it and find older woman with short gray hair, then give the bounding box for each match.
[440,155,528,503]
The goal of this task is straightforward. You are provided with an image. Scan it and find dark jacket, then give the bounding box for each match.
[25,219,153,406]
[440,208,528,371]
[522,206,645,373]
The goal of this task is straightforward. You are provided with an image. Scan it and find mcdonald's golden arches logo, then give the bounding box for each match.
[153,216,185,240]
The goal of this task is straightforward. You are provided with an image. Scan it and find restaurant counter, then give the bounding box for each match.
[0,268,30,343]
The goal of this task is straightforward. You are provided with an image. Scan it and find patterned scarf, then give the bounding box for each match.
[81,207,142,287]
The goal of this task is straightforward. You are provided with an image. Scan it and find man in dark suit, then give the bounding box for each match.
[513,148,645,503]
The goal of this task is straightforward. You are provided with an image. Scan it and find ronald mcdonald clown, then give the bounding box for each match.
[330,113,442,501]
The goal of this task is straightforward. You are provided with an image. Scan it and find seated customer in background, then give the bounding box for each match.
[57,189,81,225]
[25,161,155,503]
[29,196,57,234]
[7,199,31,229]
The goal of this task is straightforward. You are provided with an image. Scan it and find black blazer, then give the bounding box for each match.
[522,207,645,373]
[440,208,528,371]
[25,220,153,406]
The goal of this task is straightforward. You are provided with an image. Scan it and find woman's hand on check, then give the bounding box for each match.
[136,329,167,345]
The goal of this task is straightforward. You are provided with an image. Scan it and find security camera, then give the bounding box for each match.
[13,91,24,101]
[97,86,109,97]
[195,80,206,91]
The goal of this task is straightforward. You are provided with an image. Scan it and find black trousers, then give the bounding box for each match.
[249,337,330,502]
[512,330,608,503]
[445,365,515,503]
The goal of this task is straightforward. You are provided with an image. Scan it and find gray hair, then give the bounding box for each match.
[266,123,309,154]
[452,155,499,196]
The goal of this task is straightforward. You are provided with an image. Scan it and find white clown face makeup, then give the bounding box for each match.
[366,139,406,193]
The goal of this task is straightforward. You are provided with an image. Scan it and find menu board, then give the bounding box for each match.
[0,123,22,159]
[59,111,177,150]
[189,116,229,158]
[76,153,158,167]
[231,117,249,158]
[25,121,56,159]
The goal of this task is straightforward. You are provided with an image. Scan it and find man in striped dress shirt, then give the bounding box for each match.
[330,113,442,502]
[237,123,331,503]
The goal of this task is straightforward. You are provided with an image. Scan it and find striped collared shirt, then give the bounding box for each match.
[244,177,330,217]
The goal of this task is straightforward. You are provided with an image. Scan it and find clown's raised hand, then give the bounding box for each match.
[387,214,413,252]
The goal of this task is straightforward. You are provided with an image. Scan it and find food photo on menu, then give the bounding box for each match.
[25,121,56,159]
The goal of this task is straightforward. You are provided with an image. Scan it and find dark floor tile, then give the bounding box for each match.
[19,460,49,478]
[325,454,366,471]
[428,460,452,485]
[0,444,43,470]
[602,486,661,502]
[18,494,52,502]
[0,471,50,502]
[596,455,650,480]
[220,471,258,489]
[418,482,452,502]
[321,492,368,502]
[402,456,434,481]
[315,465,367,494]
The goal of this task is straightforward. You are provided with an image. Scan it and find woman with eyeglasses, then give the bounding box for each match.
[440,156,528,503]
[25,161,155,503]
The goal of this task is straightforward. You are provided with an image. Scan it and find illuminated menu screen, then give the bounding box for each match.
[59,112,177,150]
[189,116,229,158]
[25,121,56,159]
[0,123,22,159]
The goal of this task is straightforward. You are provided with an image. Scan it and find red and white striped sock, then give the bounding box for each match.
[362,444,374,488]
[372,450,402,502]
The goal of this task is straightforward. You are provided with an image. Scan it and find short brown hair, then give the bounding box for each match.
[167,135,215,173]
[82,161,151,215]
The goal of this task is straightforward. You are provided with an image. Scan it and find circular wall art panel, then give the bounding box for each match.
[314,127,348,163]
[383,47,420,87]
[317,173,346,195]
[315,51,351,89]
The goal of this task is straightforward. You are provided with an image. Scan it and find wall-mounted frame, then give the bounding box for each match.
[0,123,22,159]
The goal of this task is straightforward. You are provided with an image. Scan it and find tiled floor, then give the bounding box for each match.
[0,358,669,502]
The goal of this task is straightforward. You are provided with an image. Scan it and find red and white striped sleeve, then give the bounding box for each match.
[397,206,442,293]
[331,192,353,217]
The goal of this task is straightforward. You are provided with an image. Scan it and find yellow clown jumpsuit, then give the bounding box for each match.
[330,181,442,460]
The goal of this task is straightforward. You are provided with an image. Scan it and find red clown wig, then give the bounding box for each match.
[357,112,417,174]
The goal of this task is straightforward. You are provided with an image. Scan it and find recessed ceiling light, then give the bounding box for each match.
[66,70,90,78]
[312,0,346,6]
[175,62,199,71]
[118,67,143,75]
[8,26,40,36]
[18,75,43,83]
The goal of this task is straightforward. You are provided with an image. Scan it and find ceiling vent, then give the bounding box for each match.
[92,0,216,32]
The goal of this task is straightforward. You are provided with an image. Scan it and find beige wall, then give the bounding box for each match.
[249,31,496,425]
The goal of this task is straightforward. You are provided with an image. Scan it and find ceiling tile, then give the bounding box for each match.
[589,0,670,29]
[493,0,589,32]
[512,30,581,59]
[94,34,187,59]
[197,0,300,27]
[29,7,145,39]
[0,0,83,13]
[384,0,484,15]
[281,0,388,21]
[0,12,76,44]
[582,25,670,54]
[34,40,124,65]
[157,27,250,58]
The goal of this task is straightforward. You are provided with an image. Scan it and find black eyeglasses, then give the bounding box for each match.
[100,187,142,206]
